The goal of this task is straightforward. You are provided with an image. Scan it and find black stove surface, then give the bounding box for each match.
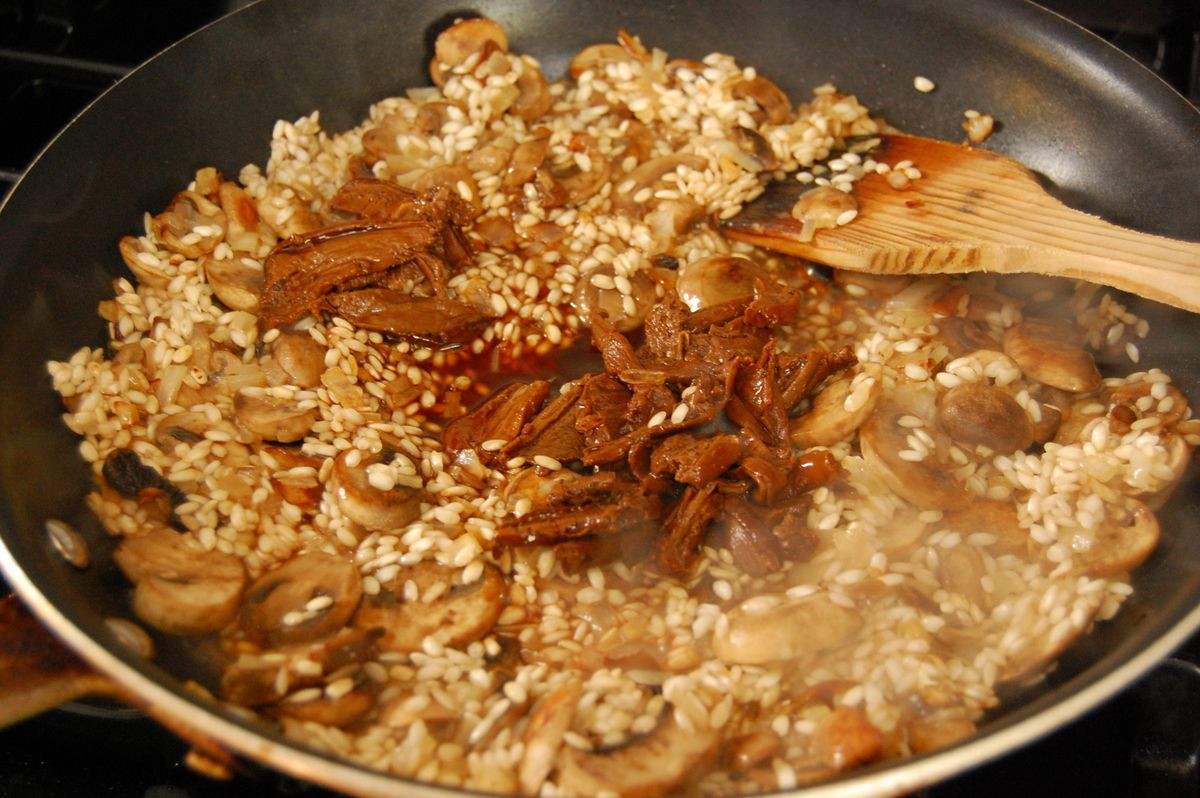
[2,1,1199,796]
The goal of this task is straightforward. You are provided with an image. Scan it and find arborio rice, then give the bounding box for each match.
[45,18,1200,797]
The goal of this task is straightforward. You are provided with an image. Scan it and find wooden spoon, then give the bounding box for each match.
[724,134,1200,313]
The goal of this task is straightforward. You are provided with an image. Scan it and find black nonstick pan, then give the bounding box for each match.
[1,1,1198,795]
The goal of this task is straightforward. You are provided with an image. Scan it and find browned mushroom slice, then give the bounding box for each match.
[937,382,1033,454]
[674,256,763,312]
[1074,498,1160,577]
[354,560,506,652]
[220,626,378,707]
[203,256,264,312]
[998,587,1100,684]
[568,42,635,79]
[512,60,553,121]
[518,679,582,794]
[789,186,858,243]
[571,265,658,333]
[275,687,373,728]
[790,369,880,448]
[430,17,509,87]
[943,500,1027,553]
[555,714,719,798]
[612,154,708,217]
[712,593,863,665]
[876,507,929,559]
[233,391,318,443]
[859,403,970,510]
[118,236,172,288]
[330,449,426,532]
[113,527,246,636]
[240,552,363,647]
[1002,319,1100,393]
[269,331,325,388]
[731,75,792,125]
[814,707,883,771]
[502,131,551,190]
[939,544,990,610]
[151,189,227,259]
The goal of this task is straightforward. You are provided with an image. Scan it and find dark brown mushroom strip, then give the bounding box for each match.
[258,220,441,327]
[503,381,585,462]
[323,289,488,347]
[731,75,792,125]
[657,483,723,576]
[443,380,552,461]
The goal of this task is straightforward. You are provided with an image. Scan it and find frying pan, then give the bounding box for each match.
[1,0,1198,795]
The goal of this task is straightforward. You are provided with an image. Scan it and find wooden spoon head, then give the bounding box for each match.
[724,134,1048,275]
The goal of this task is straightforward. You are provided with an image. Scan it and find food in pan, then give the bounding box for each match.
[46,18,1199,796]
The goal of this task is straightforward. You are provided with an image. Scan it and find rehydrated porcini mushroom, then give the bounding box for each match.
[354,560,506,652]
[814,706,883,772]
[712,592,864,665]
[331,449,426,532]
[114,526,246,635]
[674,255,765,312]
[936,381,1033,454]
[1002,319,1100,393]
[790,369,880,448]
[240,552,363,647]
[233,390,318,443]
[612,153,709,218]
[555,714,719,798]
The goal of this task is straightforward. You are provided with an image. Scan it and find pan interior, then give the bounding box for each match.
[0,0,1198,793]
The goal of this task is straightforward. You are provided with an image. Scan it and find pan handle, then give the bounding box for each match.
[0,594,125,726]
[0,594,244,779]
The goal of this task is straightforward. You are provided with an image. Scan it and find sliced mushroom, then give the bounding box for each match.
[431,17,509,87]
[270,331,325,388]
[119,236,173,288]
[555,714,719,798]
[612,153,708,217]
[512,59,553,121]
[814,707,883,771]
[414,163,479,207]
[943,501,1027,554]
[790,368,880,448]
[568,42,635,79]
[151,189,227,259]
[998,584,1099,683]
[220,626,378,707]
[860,403,970,510]
[1074,498,1160,577]
[713,592,863,665]
[876,507,929,559]
[518,679,582,794]
[503,132,551,190]
[731,75,792,125]
[241,552,363,647]
[937,382,1033,454]
[331,449,426,532]
[938,544,990,610]
[1002,319,1100,393]
[790,186,858,243]
[113,527,246,636]
[572,265,658,333]
[153,411,211,450]
[354,560,506,652]
[203,256,264,312]
[275,687,373,728]
[675,255,764,312]
[233,391,318,443]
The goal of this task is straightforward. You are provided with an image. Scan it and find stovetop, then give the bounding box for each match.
[2,1,1199,796]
